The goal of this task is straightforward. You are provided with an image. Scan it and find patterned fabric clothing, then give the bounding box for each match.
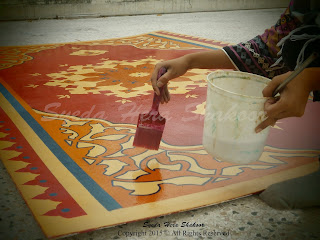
[222,36,290,79]
[223,0,320,101]
[223,1,301,79]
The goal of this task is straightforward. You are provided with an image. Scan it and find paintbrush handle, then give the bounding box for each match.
[272,52,318,97]
[151,67,167,112]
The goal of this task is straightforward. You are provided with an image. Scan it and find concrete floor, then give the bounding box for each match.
[1,9,320,240]
[1,9,284,46]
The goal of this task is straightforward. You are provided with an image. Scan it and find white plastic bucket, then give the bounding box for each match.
[203,70,271,164]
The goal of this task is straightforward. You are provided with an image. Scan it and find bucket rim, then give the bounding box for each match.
[207,70,271,100]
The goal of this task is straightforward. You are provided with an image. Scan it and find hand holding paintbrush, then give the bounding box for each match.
[133,67,167,150]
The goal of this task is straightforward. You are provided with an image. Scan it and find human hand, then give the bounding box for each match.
[255,71,312,133]
[151,56,189,103]
[150,50,236,104]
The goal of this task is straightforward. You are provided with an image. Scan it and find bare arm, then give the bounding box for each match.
[184,49,236,70]
[151,49,235,102]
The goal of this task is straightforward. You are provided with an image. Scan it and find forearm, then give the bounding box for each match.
[183,49,236,70]
[302,68,320,91]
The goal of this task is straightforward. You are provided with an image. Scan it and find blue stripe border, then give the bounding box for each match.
[0,83,122,211]
[148,33,218,50]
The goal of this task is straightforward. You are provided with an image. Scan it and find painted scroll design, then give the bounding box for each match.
[0,45,63,70]
[37,111,320,197]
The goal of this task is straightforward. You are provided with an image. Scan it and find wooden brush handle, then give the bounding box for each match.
[151,67,167,112]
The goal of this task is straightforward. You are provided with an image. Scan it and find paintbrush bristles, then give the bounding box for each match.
[133,112,165,150]
[133,127,163,150]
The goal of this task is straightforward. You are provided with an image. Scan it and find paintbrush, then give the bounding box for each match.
[133,67,167,150]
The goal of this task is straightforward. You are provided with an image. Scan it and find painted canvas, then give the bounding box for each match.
[0,31,319,238]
